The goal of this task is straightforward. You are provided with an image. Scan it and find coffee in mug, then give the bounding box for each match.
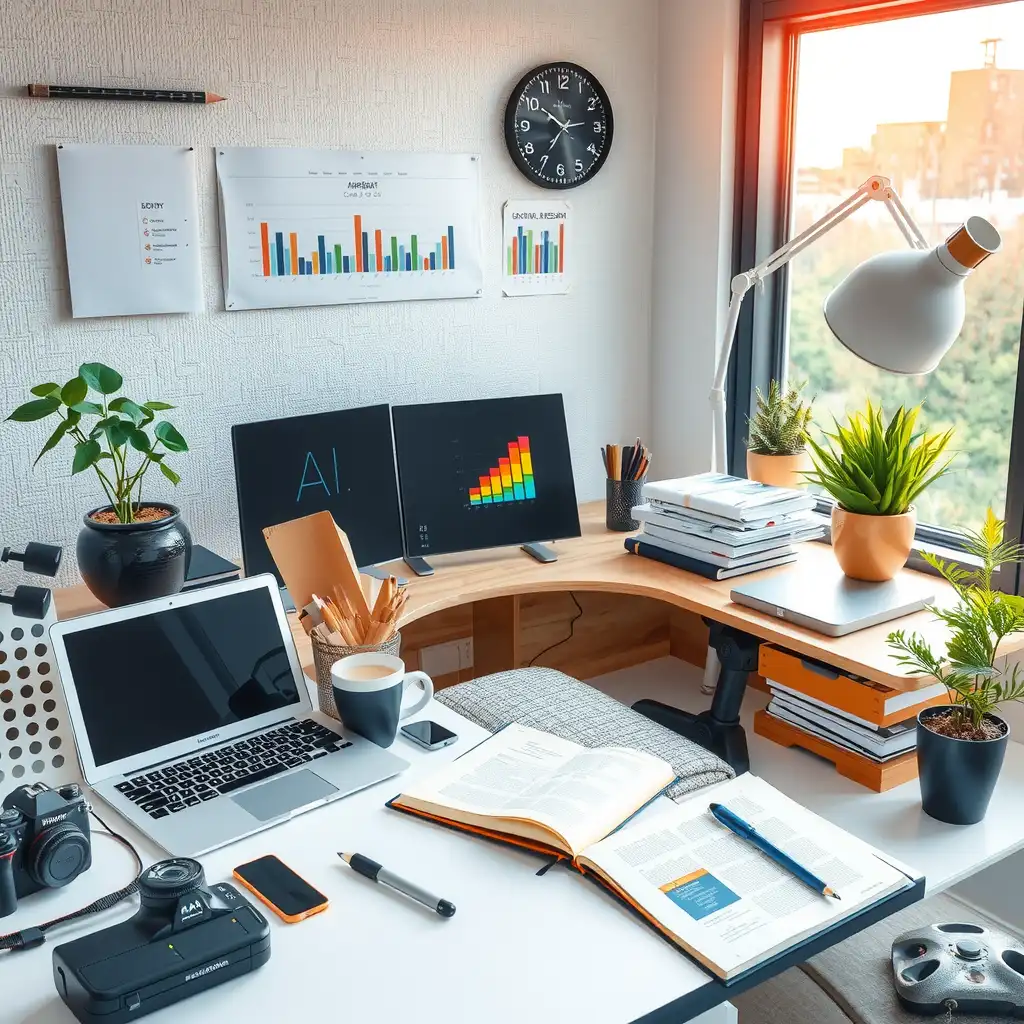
[331,653,433,748]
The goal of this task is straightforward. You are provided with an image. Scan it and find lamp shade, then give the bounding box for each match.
[823,216,1001,375]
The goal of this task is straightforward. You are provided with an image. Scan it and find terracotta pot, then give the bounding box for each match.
[831,505,916,582]
[746,450,810,489]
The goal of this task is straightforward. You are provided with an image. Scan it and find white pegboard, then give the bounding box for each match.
[0,603,75,789]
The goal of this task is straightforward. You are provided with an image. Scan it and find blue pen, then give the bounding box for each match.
[709,802,841,900]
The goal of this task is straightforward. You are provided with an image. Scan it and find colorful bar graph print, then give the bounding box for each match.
[258,217,456,278]
[506,223,564,276]
[468,436,536,505]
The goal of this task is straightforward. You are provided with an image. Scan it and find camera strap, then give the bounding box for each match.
[0,808,143,954]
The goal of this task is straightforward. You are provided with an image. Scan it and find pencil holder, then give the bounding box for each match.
[311,629,402,721]
[606,479,645,531]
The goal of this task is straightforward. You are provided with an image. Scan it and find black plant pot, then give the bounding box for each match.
[76,503,192,608]
[917,705,1009,825]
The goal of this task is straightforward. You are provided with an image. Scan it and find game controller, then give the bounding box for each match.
[892,922,1024,1017]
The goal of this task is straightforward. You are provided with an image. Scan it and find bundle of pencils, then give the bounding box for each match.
[309,576,407,649]
[601,437,651,482]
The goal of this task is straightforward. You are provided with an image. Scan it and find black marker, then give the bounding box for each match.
[339,852,456,917]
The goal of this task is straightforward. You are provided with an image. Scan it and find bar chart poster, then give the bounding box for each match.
[216,148,483,310]
[502,199,570,296]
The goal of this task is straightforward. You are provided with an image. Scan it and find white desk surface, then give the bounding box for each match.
[9,676,1024,1024]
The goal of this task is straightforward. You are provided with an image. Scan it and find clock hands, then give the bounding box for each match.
[541,108,584,151]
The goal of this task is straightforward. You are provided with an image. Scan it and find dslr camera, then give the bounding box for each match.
[0,782,92,917]
[53,857,271,1024]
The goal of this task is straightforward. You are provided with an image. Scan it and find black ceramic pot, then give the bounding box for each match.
[917,705,1009,825]
[76,503,192,608]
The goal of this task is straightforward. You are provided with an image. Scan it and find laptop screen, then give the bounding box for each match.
[61,587,301,769]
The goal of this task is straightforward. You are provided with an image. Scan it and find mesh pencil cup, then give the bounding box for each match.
[606,479,645,531]
[311,629,402,720]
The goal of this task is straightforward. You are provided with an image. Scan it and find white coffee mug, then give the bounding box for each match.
[330,653,433,747]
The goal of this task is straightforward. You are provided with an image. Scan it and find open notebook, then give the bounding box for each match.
[389,725,915,981]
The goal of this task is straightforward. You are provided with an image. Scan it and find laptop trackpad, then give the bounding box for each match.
[231,770,338,821]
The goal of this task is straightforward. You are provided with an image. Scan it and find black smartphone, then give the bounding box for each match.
[400,719,458,751]
[233,855,329,924]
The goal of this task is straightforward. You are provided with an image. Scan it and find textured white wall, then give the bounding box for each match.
[0,0,657,585]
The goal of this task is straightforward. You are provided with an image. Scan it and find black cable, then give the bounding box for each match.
[528,592,584,667]
[0,806,144,953]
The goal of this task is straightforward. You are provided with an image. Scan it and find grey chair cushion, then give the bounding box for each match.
[434,667,734,799]
[732,892,1012,1024]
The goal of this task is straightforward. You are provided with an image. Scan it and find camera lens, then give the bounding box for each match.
[139,858,206,908]
[30,823,90,888]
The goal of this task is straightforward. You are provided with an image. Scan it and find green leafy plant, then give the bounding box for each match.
[805,401,954,516]
[7,362,188,525]
[746,379,814,456]
[888,508,1024,736]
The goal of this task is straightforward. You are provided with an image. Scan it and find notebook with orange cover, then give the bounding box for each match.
[390,727,914,981]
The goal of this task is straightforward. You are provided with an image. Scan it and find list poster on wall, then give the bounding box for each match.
[216,147,484,310]
[56,144,203,318]
[502,199,571,297]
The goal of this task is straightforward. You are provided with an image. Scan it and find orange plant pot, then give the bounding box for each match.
[831,505,916,582]
[746,450,810,490]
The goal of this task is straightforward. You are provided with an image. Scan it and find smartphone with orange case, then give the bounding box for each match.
[233,855,329,924]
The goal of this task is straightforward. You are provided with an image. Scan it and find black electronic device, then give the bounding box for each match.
[504,62,613,189]
[400,719,458,751]
[0,782,92,917]
[52,858,271,1024]
[392,394,581,565]
[892,921,1024,1016]
[231,404,404,585]
[0,540,63,619]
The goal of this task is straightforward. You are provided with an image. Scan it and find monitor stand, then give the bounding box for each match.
[632,621,759,775]
[521,542,557,563]
[403,555,435,577]
[360,564,408,586]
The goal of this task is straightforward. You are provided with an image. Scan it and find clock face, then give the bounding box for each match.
[504,63,613,189]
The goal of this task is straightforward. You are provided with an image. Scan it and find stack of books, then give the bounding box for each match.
[754,645,949,791]
[624,473,824,580]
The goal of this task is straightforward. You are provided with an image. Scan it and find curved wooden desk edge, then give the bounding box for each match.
[53,503,1011,692]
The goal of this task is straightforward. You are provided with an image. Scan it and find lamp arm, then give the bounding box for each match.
[708,175,928,473]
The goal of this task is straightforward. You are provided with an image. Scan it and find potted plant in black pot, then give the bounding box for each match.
[887,509,1024,825]
[7,362,191,607]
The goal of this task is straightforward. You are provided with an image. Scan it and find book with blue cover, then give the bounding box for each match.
[624,535,796,580]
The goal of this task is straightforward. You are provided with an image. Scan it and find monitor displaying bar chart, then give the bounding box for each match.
[468,437,537,505]
[217,147,483,310]
[393,395,580,558]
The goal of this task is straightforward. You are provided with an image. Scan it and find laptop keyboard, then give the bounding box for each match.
[114,719,352,819]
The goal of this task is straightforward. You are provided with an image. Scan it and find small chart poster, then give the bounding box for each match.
[56,144,203,318]
[502,199,571,297]
[216,147,483,310]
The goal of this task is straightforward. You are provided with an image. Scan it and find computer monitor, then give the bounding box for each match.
[231,404,404,584]
[392,394,581,558]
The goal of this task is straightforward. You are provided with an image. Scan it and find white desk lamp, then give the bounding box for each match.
[636,176,1001,771]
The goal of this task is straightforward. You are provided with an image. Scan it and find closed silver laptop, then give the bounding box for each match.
[49,575,407,857]
[730,567,935,637]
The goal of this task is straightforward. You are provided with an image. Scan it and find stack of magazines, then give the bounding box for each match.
[765,682,919,763]
[624,473,824,580]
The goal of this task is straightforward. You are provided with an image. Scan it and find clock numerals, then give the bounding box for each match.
[505,63,613,190]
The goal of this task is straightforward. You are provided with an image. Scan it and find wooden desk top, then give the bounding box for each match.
[54,502,1006,690]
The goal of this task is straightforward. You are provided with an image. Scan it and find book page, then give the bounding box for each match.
[579,775,908,978]
[397,724,675,855]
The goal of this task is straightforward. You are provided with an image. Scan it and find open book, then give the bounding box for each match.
[390,729,914,981]
[578,773,911,980]
[389,724,677,858]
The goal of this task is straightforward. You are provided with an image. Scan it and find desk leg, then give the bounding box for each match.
[633,623,759,774]
[472,596,520,677]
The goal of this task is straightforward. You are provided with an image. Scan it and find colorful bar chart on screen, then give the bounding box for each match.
[259,219,456,277]
[469,437,536,505]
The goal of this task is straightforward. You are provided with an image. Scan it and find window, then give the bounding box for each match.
[735,0,1024,583]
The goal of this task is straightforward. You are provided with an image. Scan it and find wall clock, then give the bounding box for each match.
[504,62,613,190]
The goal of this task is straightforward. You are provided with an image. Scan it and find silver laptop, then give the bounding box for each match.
[49,575,408,857]
[729,566,935,637]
